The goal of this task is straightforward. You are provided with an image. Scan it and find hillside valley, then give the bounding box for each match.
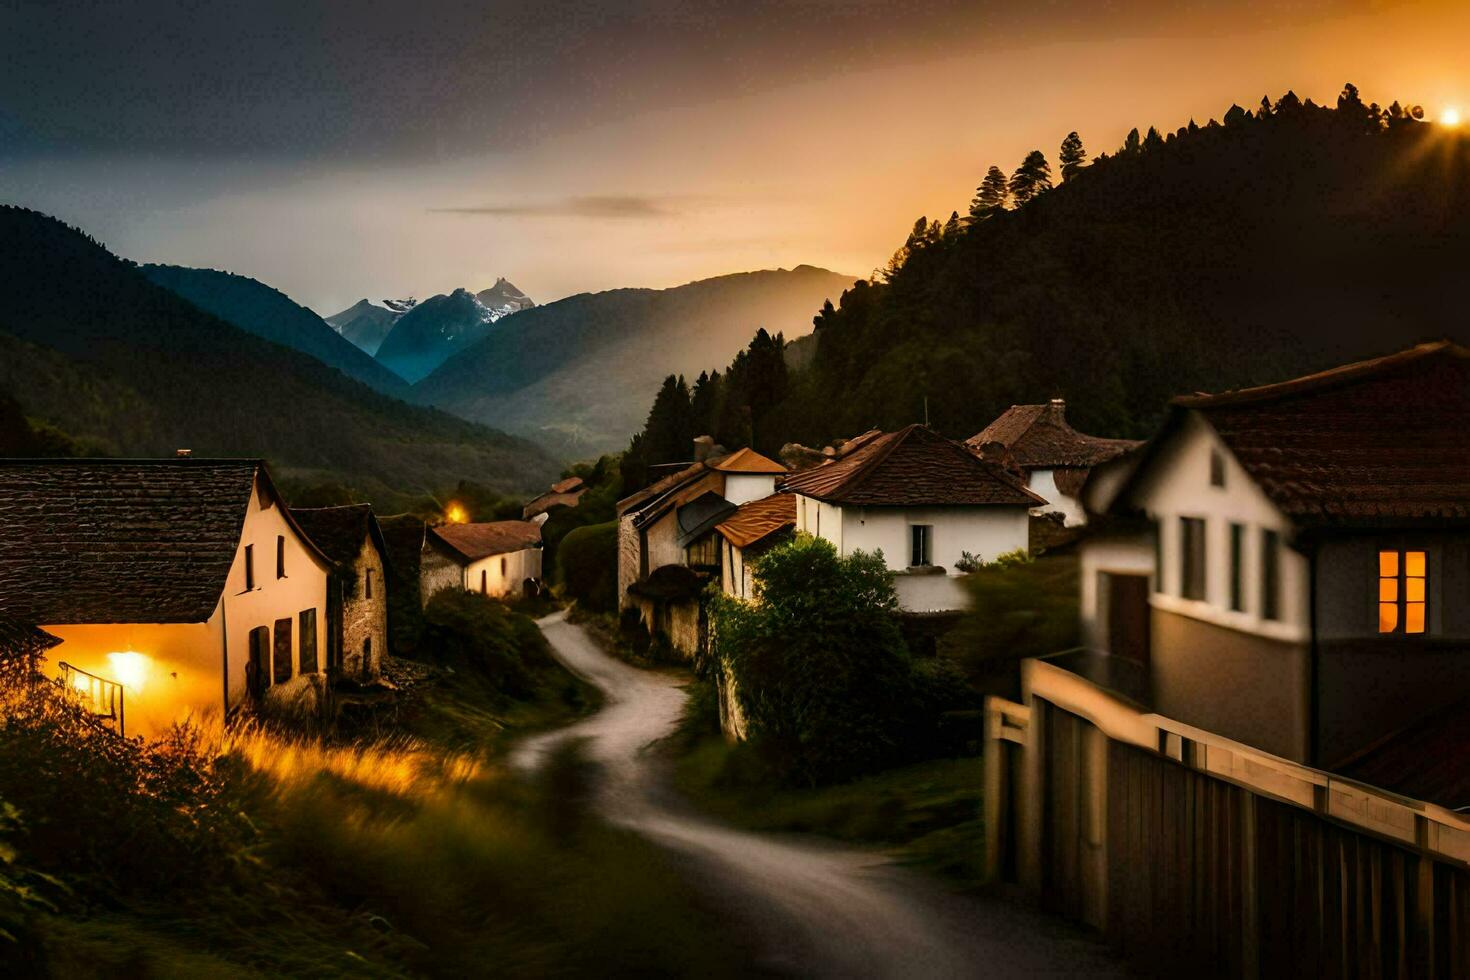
[415,265,855,456]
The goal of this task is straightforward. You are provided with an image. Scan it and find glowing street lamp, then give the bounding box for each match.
[1441,106,1461,127]
[445,503,468,524]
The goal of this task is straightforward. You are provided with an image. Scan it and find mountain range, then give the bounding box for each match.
[141,264,412,398]
[414,265,855,455]
[343,279,536,382]
[0,206,558,503]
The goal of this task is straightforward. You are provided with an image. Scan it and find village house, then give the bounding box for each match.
[0,458,332,739]
[428,520,544,598]
[780,424,1043,614]
[615,445,787,658]
[290,505,390,683]
[715,492,797,601]
[522,476,586,520]
[966,398,1141,530]
[983,343,1470,964]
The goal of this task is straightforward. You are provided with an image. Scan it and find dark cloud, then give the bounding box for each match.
[430,195,677,219]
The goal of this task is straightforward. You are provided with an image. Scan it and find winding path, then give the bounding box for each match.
[513,611,1128,978]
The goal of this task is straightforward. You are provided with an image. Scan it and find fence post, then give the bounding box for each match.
[1240,789,1259,977]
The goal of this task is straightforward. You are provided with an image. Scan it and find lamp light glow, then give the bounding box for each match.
[107,651,150,691]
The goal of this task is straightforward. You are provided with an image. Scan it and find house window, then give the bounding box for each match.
[272,618,292,683]
[1229,523,1245,612]
[244,544,255,591]
[276,535,286,578]
[1379,550,1426,634]
[910,524,933,567]
[480,569,487,594]
[1179,517,1206,600]
[364,568,373,599]
[298,609,318,673]
[501,556,508,577]
[1209,450,1225,487]
[1261,530,1282,621]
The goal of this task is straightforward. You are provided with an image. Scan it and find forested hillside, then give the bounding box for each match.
[141,264,413,397]
[415,265,854,456]
[0,207,558,501]
[623,86,1470,482]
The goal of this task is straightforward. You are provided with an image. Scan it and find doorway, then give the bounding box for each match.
[1104,572,1151,665]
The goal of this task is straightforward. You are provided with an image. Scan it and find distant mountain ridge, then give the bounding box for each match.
[141,265,412,397]
[0,206,558,499]
[324,298,415,356]
[371,282,535,382]
[414,265,855,455]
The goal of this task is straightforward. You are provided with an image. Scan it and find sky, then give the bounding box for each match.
[3,0,1468,314]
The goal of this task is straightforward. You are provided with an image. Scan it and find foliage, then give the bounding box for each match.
[556,520,619,614]
[1008,149,1053,204]
[1058,131,1087,181]
[969,166,1011,220]
[987,547,1034,568]
[419,590,562,702]
[710,535,951,784]
[625,84,1465,463]
[939,554,1079,698]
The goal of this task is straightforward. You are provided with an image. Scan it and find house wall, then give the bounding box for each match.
[1313,531,1470,765]
[838,504,1029,572]
[617,512,640,609]
[1130,412,1309,641]
[339,534,388,680]
[630,594,702,660]
[1151,607,1311,761]
[465,547,542,598]
[1027,469,1086,527]
[644,511,686,578]
[721,539,754,600]
[41,619,223,740]
[794,494,845,555]
[219,480,331,712]
[723,473,778,507]
[1078,533,1155,651]
[420,540,463,603]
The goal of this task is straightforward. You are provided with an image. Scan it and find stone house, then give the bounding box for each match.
[428,520,544,598]
[290,504,390,682]
[0,458,332,739]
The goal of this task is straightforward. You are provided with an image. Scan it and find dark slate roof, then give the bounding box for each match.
[0,617,61,659]
[780,425,1045,508]
[1176,342,1470,526]
[377,514,427,580]
[430,520,542,563]
[966,400,1141,469]
[1334,697,1470,811]
[716,492,796,549]
[291,504,388,571]
[676,491,737,548]
[0,459,265,624]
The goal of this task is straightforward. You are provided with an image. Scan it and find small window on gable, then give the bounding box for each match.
[244,544,255,591]
[276,535,286,578]
[910,525,933,567]
[1209,450,1225,488]
[1379,550,1427,634]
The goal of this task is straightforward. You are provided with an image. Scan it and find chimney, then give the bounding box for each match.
[175,449,192,458]
[692,435,716,462]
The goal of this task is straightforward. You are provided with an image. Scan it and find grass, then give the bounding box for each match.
[0,599,752,978]
[667,685,987,889]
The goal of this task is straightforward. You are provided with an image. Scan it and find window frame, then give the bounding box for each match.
[1179,516,1207,601]
[244,544,255,591]
[1228,522,1245,612]
[276,534,286,579]
[1378,549,1428,635]
[298,608,318,673]
[909,524,933,567]
[1209,450,1226,488]
[1260,529,1281,621]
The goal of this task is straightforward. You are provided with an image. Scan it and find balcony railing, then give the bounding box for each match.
[58,662,125,737]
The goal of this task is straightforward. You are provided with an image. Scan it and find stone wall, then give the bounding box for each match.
[340,535,388,680]
[420,543,462,605]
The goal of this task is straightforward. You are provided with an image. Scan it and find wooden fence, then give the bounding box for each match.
[988,657,1470,978]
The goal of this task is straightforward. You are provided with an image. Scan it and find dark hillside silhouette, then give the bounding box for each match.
[0,207,557,497]
[625,85,1470,480]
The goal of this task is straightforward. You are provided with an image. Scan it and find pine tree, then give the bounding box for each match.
[1008,150,1052,205]
[1144,125,1165,149]
[969,166,1010,220]
[943,210,961,237]
[642,374,694,467]
[1122,127,1142,154]
[690,369,722,436]
[1059,131,1086,181]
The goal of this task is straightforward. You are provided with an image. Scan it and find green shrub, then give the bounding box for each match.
[421,589,559,701]
[710,535,933,784]
[556,521,618,614]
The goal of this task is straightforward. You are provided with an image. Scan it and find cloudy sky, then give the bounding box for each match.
[2,1,1466,313]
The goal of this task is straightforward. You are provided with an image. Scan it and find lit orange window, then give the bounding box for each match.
[1378,550,1426,634]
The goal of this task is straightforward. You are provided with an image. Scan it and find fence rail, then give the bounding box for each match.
[57,661,125,737]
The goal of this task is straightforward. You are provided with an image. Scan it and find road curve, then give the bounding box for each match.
[513,611,1129,979]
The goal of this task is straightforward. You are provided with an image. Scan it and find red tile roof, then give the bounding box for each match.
[716,492,797,548]
[966,400,1141,469]
[616,461,708,517]
[1179,342,1470,525]
[780,425,1044,507]
[708,446,787,474]
[429,520,542,562]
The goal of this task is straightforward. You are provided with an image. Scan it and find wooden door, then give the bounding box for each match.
[247,626,269,699]
[1106,573,1151,666]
